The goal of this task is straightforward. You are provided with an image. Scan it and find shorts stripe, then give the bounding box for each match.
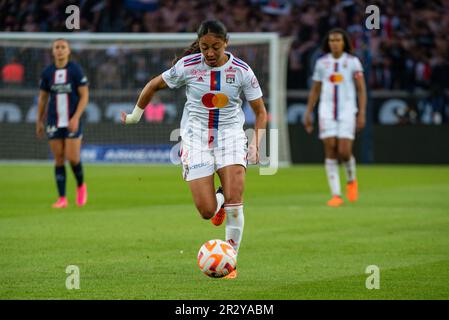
[208,109,219,148]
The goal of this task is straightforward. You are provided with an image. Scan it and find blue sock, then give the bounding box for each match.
[55,165,66,197]
[71,162,84,187]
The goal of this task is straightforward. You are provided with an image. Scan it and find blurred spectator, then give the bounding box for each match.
[144,96,165,123]
[124,0,159,12]
[133,56,150,88]
[429,54,449,124]
[96,58,121,90]
[1,56,24,86]
[260,0,291,16]
[0,0,448,97]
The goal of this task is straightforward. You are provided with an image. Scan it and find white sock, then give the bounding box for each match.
[343,156,356,183]
[224,204,244,253]
[215,192,225,214]
[325,158,341,196]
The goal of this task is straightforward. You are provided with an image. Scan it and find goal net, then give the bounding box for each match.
[0,33,291,166]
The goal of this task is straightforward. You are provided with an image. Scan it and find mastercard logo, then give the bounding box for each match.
[329,73,344,84]
[201,93,229,109]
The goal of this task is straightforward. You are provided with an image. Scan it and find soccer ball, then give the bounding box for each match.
[197,239,237,278]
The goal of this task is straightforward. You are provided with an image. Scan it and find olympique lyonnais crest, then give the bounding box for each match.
[226,74,235,84]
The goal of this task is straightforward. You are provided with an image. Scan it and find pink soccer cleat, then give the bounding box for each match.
[52,197,68,209]
[76,183,88,207]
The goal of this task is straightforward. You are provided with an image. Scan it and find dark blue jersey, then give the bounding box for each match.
[40,61,88,128]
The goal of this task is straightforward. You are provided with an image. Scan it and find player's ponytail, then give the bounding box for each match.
[172,40,200,65]
[172,20,228,65]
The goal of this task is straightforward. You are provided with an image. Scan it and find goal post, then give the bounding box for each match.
[0,32,291,165]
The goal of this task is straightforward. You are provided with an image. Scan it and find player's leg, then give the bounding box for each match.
[49,138,67,208]
[217,164,245,253]
[216,164,245,279]
[320,118,343,206]
[210,185,226,226]
[338,138,358,202]
[182,139,222,219]
[188,175,218,219]
[65,136,87,206]
[337,117,358,202]
[214,129,248,279]
[322,137,343,206]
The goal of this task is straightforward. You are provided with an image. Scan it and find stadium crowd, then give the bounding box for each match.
[1,0,448,122]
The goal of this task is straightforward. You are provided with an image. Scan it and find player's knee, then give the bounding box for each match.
[324,145,338,158]
[68,159,80,166]
[224,192,243,205]
[325,148,338,159]
[198,206,215,220]
[338,150,351,162]
[54,154,65,165]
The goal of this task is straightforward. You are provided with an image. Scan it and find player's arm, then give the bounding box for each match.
[304,81,322,133]
[121,75,168,124]
[36,90,49,139]
[248,97,267,164]
[68,85,89,132]
[354,72,367,131]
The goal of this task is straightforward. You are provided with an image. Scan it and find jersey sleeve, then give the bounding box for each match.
[242,67,263,102]
[353,57,364,72]
[312,59,323,82]
[39,69,50,92]
[352,57,364,80]
[74,63,89,86]
[161,58,186,89]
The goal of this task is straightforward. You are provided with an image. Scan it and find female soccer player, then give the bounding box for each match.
[304,28,367,207]
[122,20,267,278]
[36,39,89,208]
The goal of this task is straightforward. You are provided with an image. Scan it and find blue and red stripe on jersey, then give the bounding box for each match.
[232,57,249,71]
[184,54,202,67]
[232,59,248,71]
[333,62,338,120]
[210,71,221,91]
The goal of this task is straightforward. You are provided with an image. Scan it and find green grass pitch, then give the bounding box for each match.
[1,164,448,299]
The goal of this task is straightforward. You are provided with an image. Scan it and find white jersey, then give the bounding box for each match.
[312,52,363,120]
[162,52,262,139]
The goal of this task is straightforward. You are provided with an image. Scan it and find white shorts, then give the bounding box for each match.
[180,128,248,181]
[319,117,356,140]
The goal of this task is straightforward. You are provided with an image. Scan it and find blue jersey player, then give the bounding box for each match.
[36,39,89,208]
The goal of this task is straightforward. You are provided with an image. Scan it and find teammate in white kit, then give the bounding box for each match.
[121,20,267,278]
[304,28,367,207]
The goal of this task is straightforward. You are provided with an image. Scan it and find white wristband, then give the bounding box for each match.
[125,105,144,124]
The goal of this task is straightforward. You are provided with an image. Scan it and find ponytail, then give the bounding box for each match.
[172,40,200,65]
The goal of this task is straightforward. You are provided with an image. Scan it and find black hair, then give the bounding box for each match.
[172,20,228,65]
[321,28,353,54]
